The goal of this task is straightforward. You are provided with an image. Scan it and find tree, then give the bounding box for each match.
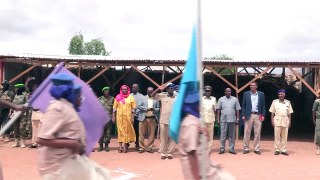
[84,38,110,56]
[68,33,111,56]
[206,54,234,75]
[68,33,85,55]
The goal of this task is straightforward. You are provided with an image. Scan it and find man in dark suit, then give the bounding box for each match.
[242,82,266,155]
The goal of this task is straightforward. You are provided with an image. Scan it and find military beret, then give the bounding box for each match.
[102,86,110,92]
[14,84,25,88]
[50,73,74,85]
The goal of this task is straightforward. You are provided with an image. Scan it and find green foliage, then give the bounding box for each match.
[207,54,234,75]
[68,33,85,55]
[68,33,111,56]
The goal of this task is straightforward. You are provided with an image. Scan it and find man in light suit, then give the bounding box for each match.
[136,87,160,153]
[242,82,266,155]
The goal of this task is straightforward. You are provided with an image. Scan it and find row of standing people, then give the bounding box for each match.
[0,78,43,149]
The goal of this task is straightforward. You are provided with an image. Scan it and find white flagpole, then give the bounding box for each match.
[196,0,208,180]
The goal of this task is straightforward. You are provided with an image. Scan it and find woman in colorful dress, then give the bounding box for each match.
[112,85,136,153]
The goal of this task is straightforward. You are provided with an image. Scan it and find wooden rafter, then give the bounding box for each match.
[86,65,111,84]
[289,70,312,86]
[205,66,238,91]
[288,66,319,97]
[102,74,114,89]
[112,67,133,87]
[167,66,178,73]
[237,66,273,93]
[9,64,38,83]
[163,73,183,86]
[131,64,161,88]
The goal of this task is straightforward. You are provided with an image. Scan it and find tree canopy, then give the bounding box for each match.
[68,32,111,56]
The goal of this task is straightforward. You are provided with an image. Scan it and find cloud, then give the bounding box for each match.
[0,0,319,60]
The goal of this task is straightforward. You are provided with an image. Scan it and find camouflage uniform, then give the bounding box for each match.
[12,92,31,139]
[98,95,114,151]
[312,99,320,146]
[0,89,15,135]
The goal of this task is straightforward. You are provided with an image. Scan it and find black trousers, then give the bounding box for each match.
[134,116,140,147]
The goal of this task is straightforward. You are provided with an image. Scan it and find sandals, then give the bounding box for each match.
[118,147,123,153]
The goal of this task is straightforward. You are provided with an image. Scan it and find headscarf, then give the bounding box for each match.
[115,85,130,104]
[182,91,200,118]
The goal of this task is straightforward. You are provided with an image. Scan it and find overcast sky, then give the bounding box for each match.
[0,0,319,60]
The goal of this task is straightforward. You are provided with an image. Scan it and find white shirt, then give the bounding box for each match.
[202,96,216,123]
[250,91,259,112]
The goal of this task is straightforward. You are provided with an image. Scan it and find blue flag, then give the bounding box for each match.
[169,28,200,143]
[28,62,109,156]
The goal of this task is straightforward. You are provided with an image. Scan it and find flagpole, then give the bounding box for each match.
[196,0,208,180]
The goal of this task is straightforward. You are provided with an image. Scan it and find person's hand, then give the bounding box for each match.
[71,140,85,155]
[131,115,134,123]
[235,119,239,125]
[159,84,166,91]
[242,116,246,121]
[217,120,220,124]
[271,119,274,127]
[112,116,115,123]
[148,108,154,111]
[259,115,265,122]
[313,121,316,126]
[288,121,291,128]
[198,126,209,139]
[13,104,27,112]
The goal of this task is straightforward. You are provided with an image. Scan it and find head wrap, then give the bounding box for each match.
[102,86,110,92]
[49,73,81,110]
[115,85,130,104]
[182,91,200,118]
[277,89,286,94]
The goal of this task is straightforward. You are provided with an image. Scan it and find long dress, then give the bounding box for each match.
[113,95,136,143]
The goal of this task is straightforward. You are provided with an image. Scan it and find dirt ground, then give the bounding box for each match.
[0,136,319,180]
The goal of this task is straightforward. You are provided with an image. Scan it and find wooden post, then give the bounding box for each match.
[131,64,161,88]
[9,64,38,83]
[237,66,273,93]
[86,65,111,84]
[288,66,319,97]
[235,67,239,140]
[162,66,166,85]
[205,66,238,92]
[77,64,81,78]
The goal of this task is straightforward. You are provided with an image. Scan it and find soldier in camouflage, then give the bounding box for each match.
[11,84,31,148]
[98,87,114,152]
[0,80,15,142]
[312,95,320,155]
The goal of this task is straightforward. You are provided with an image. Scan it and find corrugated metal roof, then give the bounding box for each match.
[0,53,319,66]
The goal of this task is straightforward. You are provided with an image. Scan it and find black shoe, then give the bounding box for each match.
[229,150,237,154]
[219,149,225,154]
[243,150,249,154]
[104,143,109,152]
[254,150,261,155]
[274,151,280,155]
[161,156,166,160]
[167,156,173,160]
[138,148,144,153]
[147,148,154,153]
[98,144,103,152]
[281,151,289,156]
[29,144,37,148]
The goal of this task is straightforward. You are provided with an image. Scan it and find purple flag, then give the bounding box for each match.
[28,62,109,156]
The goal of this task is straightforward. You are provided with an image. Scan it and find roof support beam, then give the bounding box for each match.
[162,73,183,86]
[9,64,38,83]
[131,64,161,88]
[288,66,319,97]
[86,65,111,84]
[102,74,114,89]
[237,66,273,93]
[205,66,238,92]
[112,67,133,88]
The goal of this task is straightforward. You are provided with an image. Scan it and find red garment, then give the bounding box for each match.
[115,85,130,104]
